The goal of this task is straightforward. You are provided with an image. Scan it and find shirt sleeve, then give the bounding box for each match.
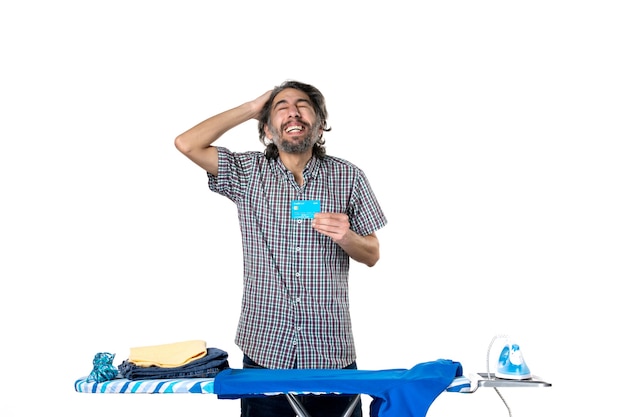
[207,147,257,203]
[349,170,388,236]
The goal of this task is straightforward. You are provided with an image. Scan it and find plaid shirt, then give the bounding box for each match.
[207,147,387,369]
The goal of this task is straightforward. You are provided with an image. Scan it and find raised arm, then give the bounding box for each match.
[174,90,272,175]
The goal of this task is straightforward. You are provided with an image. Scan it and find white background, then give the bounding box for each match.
[1,1,624,416]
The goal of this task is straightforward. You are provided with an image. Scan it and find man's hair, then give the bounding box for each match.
[258,80,331,160]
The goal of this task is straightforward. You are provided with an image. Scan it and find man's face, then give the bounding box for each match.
[265,88,321,154]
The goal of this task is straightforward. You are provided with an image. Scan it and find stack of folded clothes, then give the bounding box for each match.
[118,340,230,380]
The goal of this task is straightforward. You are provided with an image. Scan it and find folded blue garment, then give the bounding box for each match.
[118,348,229,380]
[214,359,463,417]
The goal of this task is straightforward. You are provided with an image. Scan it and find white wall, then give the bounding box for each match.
[1,1,623,416]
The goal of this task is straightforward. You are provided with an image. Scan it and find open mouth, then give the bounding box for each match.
[285,124,304,133]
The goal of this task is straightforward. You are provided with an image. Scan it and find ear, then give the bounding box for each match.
[264,124,273,140]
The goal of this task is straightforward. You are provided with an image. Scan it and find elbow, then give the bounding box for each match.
[365,254,380,268]
[174,134,191,155]
[359,234,380,267]
[361,246,380,268]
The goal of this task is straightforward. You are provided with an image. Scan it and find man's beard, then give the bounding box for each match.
[269,121,321,154]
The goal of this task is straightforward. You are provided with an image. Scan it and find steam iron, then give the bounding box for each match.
[495,341,532,380]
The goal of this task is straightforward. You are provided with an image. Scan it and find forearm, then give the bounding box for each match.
[175,101,257,153]
[174,101,258,174]
[175,90,271,174]
[337,231,380,267]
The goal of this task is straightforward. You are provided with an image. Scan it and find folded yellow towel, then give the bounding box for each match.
[129,340,207,368]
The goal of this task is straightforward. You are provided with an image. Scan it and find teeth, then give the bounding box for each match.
[286,126,303,133]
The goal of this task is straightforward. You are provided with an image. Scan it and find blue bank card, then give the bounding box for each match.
[291,200,321,219]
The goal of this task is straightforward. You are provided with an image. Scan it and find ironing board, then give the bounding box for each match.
[75,360,473,417]
[73,372,473,394]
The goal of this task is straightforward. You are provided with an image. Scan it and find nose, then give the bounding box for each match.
[288,104,300,118]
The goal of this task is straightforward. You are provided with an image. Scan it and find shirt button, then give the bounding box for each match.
[297,219,302,224]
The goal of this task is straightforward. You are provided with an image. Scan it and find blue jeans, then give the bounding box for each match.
[240,355,363,417]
